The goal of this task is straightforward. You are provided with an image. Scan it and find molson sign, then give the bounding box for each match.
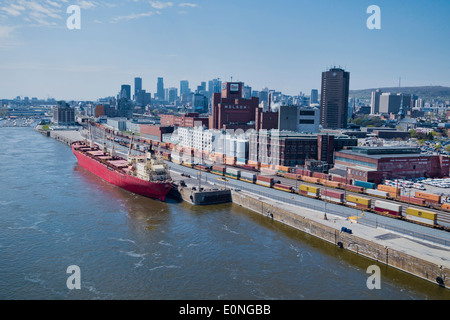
[230,83,240,92]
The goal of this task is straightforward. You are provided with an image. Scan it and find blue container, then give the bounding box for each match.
[354,180,375,189]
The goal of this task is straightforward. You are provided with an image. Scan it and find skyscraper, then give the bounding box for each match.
[134,77,142,99]
[157,77,165,101]
[319,68,350,129]
[120,84,131,100]
[180,80,190,95]
[310,89,319,105]
[370,89,382,114]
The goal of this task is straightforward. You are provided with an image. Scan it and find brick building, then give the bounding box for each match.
[209,82,278,131]
[160,113,209,128]
[334,146,450,184]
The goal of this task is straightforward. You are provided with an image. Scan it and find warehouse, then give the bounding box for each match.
[334,146,450,184]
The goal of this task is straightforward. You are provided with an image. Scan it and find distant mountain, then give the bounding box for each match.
[349,86,450,102]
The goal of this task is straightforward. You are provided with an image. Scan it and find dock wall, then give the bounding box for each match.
[231,191,449,288]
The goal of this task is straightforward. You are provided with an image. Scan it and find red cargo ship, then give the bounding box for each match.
[72,140,172,201]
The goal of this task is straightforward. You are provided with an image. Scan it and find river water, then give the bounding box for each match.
[0,127,449,300]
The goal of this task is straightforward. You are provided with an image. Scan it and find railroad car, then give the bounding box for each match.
[399,195,426,206]
[377,184,400,198]
[313,172,331,180]
[366,189,389,198]
[225,168,241,180]
[298,184,320,198]
[274,183,294,193]
[373,200,403,217]
[240,171,257,184]
[344,184,365,193]
[346,195,371,209]
[354,180,376,189]
[275,165,291,175]
[332,176,352,185]
[405,207,438,226]
[321,189,345,204]
[256,175,274,188]
[194,164,211,172]
[414,191,441,204]
[162,152,171,161]
[295,168,312,177]
[283,173,299,180]
[211,165,226,176]
[320,179,342,189]
[301,176,320,184]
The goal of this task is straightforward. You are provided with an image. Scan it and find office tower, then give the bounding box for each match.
[242,86,252,99]
[180,80,190,95]
[208,78,222,96]
[157,77,165,100]
[370,89,382,114]
[310,89,319,105]
[379,93,410,115]
[134,77,142,99]
[319,68,350,129]
[167,87,178,103]
[120,85,131,100]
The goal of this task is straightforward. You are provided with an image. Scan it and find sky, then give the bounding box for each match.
[0,0,449,101]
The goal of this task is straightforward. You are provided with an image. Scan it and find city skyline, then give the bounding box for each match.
[1,0,449,100]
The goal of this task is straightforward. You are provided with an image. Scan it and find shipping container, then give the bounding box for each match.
[241,164,257,171]
[211,165,226,176]
[298,184,320,198]
[354,180,376,189]
[321,189,345,203]
[256,175,274,188]
[344,184,365,193]
[366,189,389,198]
[283,173,299,180]
[346,195,371,208]
[442,203,450,211]
[399,195,426,206]
[295,168,312,177]
[240,171,257,183]
[405,207,438,226]
[320,179,342,189]
[225,168,241,179]
[313,172,331,180]
[236,158,247,165]
[377,184,400,197]
[274,183,294,193]
[373,200,403,216]
[332,176,352,184]
[414,192,441,204]
[276,165,291,174]
[301,176,320,184]
[261,167,277,176]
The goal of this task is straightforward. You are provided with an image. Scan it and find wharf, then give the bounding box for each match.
[232,189,450,289]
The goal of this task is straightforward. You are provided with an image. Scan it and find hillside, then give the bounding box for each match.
[349,86,450,102]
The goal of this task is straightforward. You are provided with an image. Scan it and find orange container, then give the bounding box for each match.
[415,191,441,203]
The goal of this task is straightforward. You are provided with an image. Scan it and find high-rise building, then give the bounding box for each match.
[310,89,319,105]
[180,80,190,96]
[120,85,131,100]
[53,101,75,126]
[157,77,165,101]
[278,105,320,133]
[379,93,411,115]
[134,77,142,99]
[370,89,382,114]
[319,68,350,129]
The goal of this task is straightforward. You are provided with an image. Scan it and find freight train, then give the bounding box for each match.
[184,164,443,229]
[90,122,446,230]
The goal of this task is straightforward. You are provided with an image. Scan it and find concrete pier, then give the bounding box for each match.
[232,189,450,289]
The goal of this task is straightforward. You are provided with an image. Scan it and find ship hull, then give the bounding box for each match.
[72,143,171,201]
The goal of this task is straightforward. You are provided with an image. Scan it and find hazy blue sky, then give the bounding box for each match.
[1,0,449,100]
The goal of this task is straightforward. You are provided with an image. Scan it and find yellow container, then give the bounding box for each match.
[346,195,371,206]
[406,208,437,222]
